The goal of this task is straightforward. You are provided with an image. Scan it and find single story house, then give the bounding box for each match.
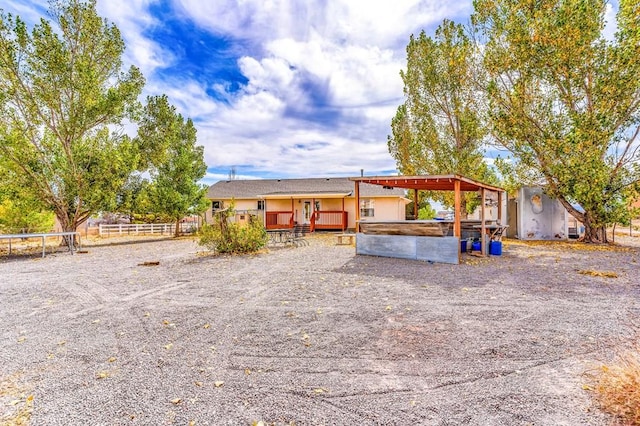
[205,177,410,232]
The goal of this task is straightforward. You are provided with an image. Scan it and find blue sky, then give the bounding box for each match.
[1,0,476,184]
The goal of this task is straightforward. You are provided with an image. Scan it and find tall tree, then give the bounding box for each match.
[0,0,144,237]
[473,0,640,242]
[136,95,208,237]
[388,20,496,217]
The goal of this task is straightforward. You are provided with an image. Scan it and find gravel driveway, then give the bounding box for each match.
[1,234,639,425]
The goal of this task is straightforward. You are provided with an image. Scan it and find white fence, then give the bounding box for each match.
[98,222,199,237]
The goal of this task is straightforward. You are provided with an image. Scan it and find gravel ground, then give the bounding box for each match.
[1,234,639,425]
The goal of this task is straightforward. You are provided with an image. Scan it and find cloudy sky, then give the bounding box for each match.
[1,0,479,184]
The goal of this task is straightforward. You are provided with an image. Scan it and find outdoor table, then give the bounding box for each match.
[0,231,81,258]
[267,229,293,245]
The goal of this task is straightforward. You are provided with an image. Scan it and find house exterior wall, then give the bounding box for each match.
[356,197,407,226]
[206,195,408,230]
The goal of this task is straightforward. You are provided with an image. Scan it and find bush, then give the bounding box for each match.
[591,339,640,424]
[199,207,267,254]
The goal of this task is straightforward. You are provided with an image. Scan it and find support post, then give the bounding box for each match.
[480,188,486,255]
[454,180,461,262]
[354,181,361,232]
[413,188,418,220]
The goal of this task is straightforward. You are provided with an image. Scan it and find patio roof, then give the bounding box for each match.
[349,174,505,193]
[350,174,508,259]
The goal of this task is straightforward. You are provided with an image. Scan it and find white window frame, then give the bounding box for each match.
[360,199,375,217]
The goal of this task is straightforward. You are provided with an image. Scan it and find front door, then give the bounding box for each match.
[302,200,312,224]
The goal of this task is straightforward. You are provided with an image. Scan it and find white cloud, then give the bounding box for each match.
[3,0,474,181]
[96,0,173,75]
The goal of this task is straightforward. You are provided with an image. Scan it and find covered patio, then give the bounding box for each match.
[350,174,507,264]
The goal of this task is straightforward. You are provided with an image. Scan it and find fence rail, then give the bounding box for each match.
[98,222,199,236]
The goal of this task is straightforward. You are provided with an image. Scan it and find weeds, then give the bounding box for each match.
[198,202,268,254]
[590,333,640,425]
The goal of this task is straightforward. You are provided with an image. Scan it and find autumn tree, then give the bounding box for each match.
[388,20,496,217]
[135,95,208,237]
[473,0,640,242]
[0,0,145,238]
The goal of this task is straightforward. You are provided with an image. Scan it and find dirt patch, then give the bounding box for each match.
[1,235,639,424]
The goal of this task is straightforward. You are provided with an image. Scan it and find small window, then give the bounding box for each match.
[212,201,222,210]
[239,215,246,220]
[360,199,375,217]
[257,200,265,210]
[314,200,321,211]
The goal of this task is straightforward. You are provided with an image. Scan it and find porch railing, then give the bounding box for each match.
[313,211,348,231]
[265,211,294,229]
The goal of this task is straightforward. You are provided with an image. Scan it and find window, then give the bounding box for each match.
[360,199,375,217]
[257,200,265,210]
[212,201,222,210]
[314,200,321,212]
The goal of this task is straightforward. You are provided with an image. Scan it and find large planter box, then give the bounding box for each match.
[356,233,459,264]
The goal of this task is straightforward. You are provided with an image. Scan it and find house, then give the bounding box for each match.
[205,177,410,232]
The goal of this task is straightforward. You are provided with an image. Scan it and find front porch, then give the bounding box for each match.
[265,210,348,232]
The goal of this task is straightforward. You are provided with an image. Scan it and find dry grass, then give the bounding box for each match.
[591,340,640,425]
[0,374,32,426]
[507,238,636,253]
[578,269,619,279]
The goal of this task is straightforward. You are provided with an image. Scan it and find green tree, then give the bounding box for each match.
[0,0,145,239]
[115,174,152,223]
[418,203,437,220]
[0,164,55,233]
[472,0,640,242]
[136,95,208,237]
[388,20,496,217]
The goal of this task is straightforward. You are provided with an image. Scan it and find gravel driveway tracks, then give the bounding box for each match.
[1,234,639,425]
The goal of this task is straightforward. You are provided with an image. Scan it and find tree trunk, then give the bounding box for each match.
[582,219,608,243]
[174,218,181,237]
[56,213,78,247]
[460,198,468,220]
[555,195,608,243]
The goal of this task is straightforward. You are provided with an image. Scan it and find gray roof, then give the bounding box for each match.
[207,177,407,199]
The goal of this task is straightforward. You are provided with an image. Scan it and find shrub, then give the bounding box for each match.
[591,340,640,424]
[199,206,267,254]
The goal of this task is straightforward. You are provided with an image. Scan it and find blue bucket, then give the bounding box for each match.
[460,240,467,252]
[490,241,502,256]
[471,241,481,251]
